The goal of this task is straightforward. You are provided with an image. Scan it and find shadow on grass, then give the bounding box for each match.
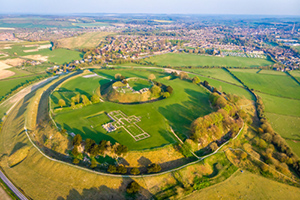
[57,177,153,200]
[9,142,27,156]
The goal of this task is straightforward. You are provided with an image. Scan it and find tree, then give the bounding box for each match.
[115,144,128,156]
[107,165,117,173]
[203,80,209,87]
[126,181,140,194]
[90,159,97,169]
[148,74,156,80]
[72,134,82,146]
[71,96,76,103]
[81,95,90,105]
[240,152,248,160]
[58,99,66,108]
[91,94,100,103]
[130,167,140,175]
[73,158,79,164]
[115,73,122,80]
[70,101,75,108]
[89,144,99,156]
[192,76,200,84]
[179,72,189,80]
[147,163,161,173]
[166,86,173,94]
[85,139,96,153]
[72,146,80,157]
[75,93,81,104]
[162,92,170,98]
[117,165,127,174]
[209,142,218,152]
[150,85,161,96]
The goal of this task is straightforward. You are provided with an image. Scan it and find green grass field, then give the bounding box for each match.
[183,68,243,85]
[2,43,83,64]
[259,91,300,156]
[290,70,300,82]
[185,170,300,200]
[128,78,152,91]
[231,69,300,100]
[53,69,213,150]
[0,74,48,101]
[142,53,274,68]
[51,75,109,108]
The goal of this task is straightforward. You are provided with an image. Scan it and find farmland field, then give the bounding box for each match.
[73,22,110,27]
[57,32,113,49]
[230,69,300,99]
[142,53,274,68]
[52,69,213,150]
[1,43,83,64]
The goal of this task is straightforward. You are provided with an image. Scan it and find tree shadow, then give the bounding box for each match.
[75,88,92,99]
[57,177,153,200]
[9,142,27,156]
[158,88,212,139]
[137,156,151,167]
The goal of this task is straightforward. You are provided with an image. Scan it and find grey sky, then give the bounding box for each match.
[1,0,299,15]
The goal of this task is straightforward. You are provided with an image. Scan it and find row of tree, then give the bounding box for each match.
[107,163,161,175]
[71,134,128,167]
[58,93,101,108]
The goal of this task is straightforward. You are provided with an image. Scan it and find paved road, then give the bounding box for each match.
[0,170,28,200]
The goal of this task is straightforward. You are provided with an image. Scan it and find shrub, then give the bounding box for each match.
[58,99,66,108]
[90,159,97,168]
[126,181,140,194]
[192,76,200,84]
[147,163,162,173]
[72,134,82,146]
[130,167,140,175]
[73,158,79,164]
[107,165,117,173]
[162,92,170,98]
[166,86,173,94]
[91,94,100,103]
[117,165,127,174]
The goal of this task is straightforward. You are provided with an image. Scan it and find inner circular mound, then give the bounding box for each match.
[102,77,162,103]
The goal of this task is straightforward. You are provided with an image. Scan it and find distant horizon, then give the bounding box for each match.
[1,13,300,17]
[1,0,300,16]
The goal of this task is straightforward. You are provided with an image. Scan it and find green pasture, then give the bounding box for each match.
[257,92,300,156]
[53,69,213,150]
[51,75,109,108]
[230,69,300,100]
[142,53,274,68]
[183,68,243,85]
[258,92,300,117]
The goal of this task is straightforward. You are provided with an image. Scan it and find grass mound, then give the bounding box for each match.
[8,146,30,167]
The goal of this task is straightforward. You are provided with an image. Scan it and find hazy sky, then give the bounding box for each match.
[1,0,300,15]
